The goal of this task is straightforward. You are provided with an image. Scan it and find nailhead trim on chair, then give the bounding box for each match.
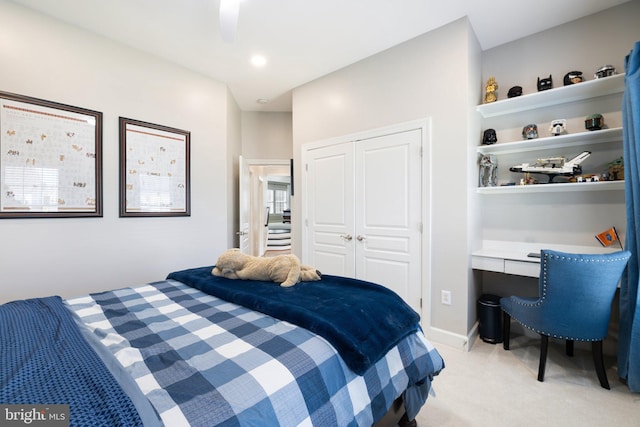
[505,252,630,341]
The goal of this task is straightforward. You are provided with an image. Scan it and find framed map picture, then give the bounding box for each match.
[119,117,190,217]
[0,91,102,218]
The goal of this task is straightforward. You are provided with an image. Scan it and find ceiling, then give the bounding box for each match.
[8,0,631,112]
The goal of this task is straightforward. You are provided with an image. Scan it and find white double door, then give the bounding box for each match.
[302,127,423,313]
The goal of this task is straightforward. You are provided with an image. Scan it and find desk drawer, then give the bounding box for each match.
[472,256,504,273]
[504,260,539,277]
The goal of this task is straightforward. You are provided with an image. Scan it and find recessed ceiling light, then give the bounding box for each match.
[251,55,267,67]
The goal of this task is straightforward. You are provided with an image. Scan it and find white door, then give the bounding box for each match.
[354,129,422,312]
[304,142,355,277]
[238,156,251,253]
[303,127,423,313]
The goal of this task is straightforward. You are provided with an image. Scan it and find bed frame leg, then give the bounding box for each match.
[398,413,417,427]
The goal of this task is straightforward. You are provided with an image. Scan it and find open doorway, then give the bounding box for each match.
[239,158,291,257]
[263,174,292,256]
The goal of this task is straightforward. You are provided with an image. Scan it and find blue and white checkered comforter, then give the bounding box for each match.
[67,279,443,426]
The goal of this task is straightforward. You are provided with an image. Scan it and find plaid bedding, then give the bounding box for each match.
[67,279,443,426]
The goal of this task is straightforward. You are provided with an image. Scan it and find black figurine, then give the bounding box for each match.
[507,86,523,98]
[482,129,497,145]
[537,75,552,91]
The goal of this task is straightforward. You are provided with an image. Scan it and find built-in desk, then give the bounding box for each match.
[472,240,620,278]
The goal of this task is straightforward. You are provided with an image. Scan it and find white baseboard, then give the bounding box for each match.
[426,325,478,351]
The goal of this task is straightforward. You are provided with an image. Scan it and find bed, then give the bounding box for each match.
[1,266,444,426]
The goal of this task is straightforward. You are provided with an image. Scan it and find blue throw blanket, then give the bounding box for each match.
[167,266,421,375]
[0,296,143,427]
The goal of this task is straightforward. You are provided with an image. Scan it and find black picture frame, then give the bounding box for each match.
[0,91,103,218]
[119,117,190,217]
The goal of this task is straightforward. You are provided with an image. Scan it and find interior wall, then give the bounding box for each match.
[0,1,231,303]
[227,89,242,248]
[466,24,484,335]
[479,1,640,247]
[237,112,293,252]
[476,0,640,354]
[292,18,481,344]
[241,112,293,159]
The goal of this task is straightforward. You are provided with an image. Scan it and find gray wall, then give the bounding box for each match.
[291,2,640,346]
[479,0,640,248]
[2,0,639,347]
[0,1,239,302]
[292,18,483,346]
[241,112,293,159]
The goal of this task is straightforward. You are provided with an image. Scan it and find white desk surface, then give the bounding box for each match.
[472,240,620,277]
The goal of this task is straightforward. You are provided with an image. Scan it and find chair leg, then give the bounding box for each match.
[502,311,511,350]
[538,335,549,382]
[592,341,610,390]
[566,340,574,357]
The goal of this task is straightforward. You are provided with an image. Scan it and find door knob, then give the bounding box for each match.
[236,230,247,236]
[356,235,366,241]
[340,234,353,241]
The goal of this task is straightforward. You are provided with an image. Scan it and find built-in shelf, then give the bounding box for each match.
[477,180,624,194]
[476,73,625,118]
[477,127,623,155]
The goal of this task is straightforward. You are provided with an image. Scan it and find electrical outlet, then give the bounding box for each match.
[441,290,452,305]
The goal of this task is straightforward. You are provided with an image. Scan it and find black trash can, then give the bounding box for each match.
[478,294,503,344]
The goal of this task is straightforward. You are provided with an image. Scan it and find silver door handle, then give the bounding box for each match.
[356,235,366,241]
[236,231,246,236]
[340,234,353,241]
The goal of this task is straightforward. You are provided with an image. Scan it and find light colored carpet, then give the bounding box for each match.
[416,335,640,426]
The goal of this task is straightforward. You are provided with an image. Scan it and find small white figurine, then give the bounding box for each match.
[549,119,567,136]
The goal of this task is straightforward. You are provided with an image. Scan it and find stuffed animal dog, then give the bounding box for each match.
[212,249,321,287]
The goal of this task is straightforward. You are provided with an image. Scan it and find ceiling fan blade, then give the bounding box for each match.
[219,0,240,43]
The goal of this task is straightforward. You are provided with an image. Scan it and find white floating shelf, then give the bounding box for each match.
[477,180,624,194]
[477,74,625,118]
[477,127,623,155]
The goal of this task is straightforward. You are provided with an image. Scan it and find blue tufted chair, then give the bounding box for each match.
[501,249,631,389]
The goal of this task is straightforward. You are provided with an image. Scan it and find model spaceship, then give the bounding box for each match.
[509,151,591,183]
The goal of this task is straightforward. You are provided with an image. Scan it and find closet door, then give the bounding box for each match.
[304,142,355,277]
[354,129,422,313]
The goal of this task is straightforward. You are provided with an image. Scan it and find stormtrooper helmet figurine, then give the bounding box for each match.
[549,119,567,136]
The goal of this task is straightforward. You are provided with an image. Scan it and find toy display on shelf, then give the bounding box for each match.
[477,71,624,118]
[476,70,624,194]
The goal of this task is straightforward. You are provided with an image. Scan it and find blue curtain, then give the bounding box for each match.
[621,40,640,392]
